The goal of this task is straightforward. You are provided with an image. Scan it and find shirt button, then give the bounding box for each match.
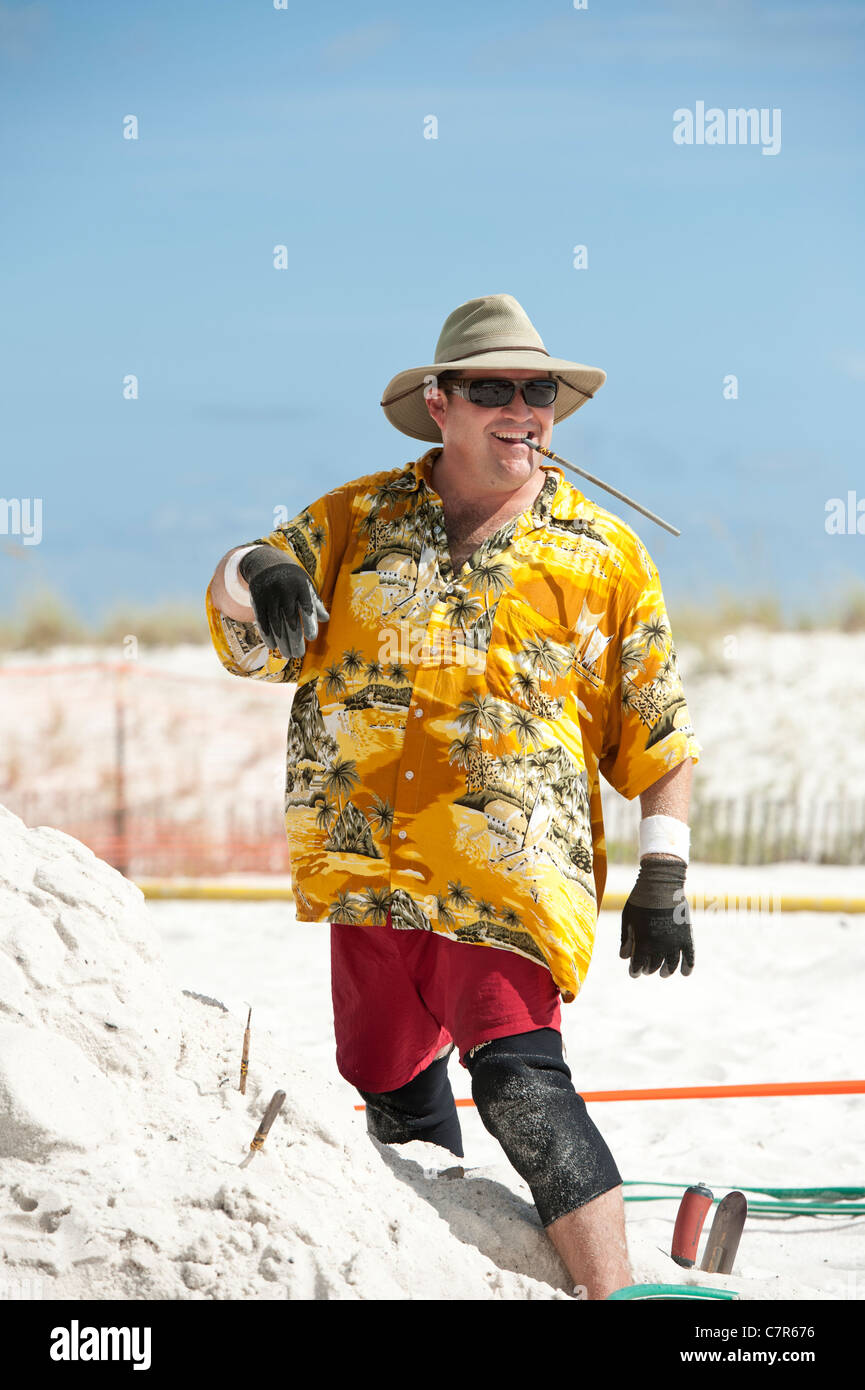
[398,830,407,840]
[405,770,414,780]
[414,708,423,718]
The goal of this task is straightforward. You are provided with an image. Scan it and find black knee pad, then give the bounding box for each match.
[466,1028,621,1226]
[358,1052,464,1158]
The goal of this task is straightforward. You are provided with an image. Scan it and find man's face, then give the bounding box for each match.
[425,368,556,487]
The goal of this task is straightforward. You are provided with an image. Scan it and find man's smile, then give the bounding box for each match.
[491,430,535,448]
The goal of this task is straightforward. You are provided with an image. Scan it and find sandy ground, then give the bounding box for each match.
[144,866,865,1301]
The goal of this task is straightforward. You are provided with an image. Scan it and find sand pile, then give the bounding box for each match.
[0,805,577,1299]
[3,804,849,1301]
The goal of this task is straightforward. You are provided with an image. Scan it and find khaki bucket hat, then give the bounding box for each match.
[380,294,606,443]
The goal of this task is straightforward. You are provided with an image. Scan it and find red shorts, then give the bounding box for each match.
[330,911,561,1093]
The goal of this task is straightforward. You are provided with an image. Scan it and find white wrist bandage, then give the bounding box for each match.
[223,546,259,607]
[639,814,690,864]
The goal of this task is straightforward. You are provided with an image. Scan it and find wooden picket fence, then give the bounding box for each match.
[602,791,865,866]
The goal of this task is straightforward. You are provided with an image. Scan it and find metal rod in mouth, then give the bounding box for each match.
[524,439,680,537]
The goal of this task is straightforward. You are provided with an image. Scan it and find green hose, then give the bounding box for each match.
[625,1182,865,1199]
[608,1283,740,1301]
[623,1181,865,1216]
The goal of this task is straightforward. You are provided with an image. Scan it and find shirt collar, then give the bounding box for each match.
[411,448,440,494]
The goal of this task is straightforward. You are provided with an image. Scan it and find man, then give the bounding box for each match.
[207,294,701,1300]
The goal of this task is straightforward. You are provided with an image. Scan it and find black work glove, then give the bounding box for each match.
[620,856,693,978]
[238,546,330,661]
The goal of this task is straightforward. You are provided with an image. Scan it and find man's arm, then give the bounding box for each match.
[638,759,692,861]
[210,548,256,621]
[206,541,312,681]
[620,757,696,977]
[209,543,330,662]
[208,485,350,666]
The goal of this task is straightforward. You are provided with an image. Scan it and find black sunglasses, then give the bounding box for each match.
[441,377,559,409]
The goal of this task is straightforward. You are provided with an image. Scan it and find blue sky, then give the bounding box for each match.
[1,0,863,626]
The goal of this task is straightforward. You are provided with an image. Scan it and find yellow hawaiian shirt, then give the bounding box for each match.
[206,448,701,1002]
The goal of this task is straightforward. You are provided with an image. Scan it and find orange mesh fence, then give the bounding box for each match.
[0,659,291,876]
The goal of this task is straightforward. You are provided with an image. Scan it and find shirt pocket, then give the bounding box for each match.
[484,593,575,714]
[484,593,590,769]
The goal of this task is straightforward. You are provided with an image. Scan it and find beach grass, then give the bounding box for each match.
[0,590,210,652]
[2,581,865,654]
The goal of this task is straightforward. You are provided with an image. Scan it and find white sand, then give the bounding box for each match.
[1,803,862,1301]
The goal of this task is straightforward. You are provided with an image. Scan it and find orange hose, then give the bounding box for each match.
[354,1078,865,1110]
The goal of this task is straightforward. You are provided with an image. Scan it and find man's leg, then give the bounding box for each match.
[465,1028,632,1300]
[331,921,463,1154]
[357,1045,464,1158]
[544,1188,631,1302]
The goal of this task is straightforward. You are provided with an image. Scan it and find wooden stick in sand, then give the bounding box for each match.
[239,1007,251,1094]
[239,1090,286,1168]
